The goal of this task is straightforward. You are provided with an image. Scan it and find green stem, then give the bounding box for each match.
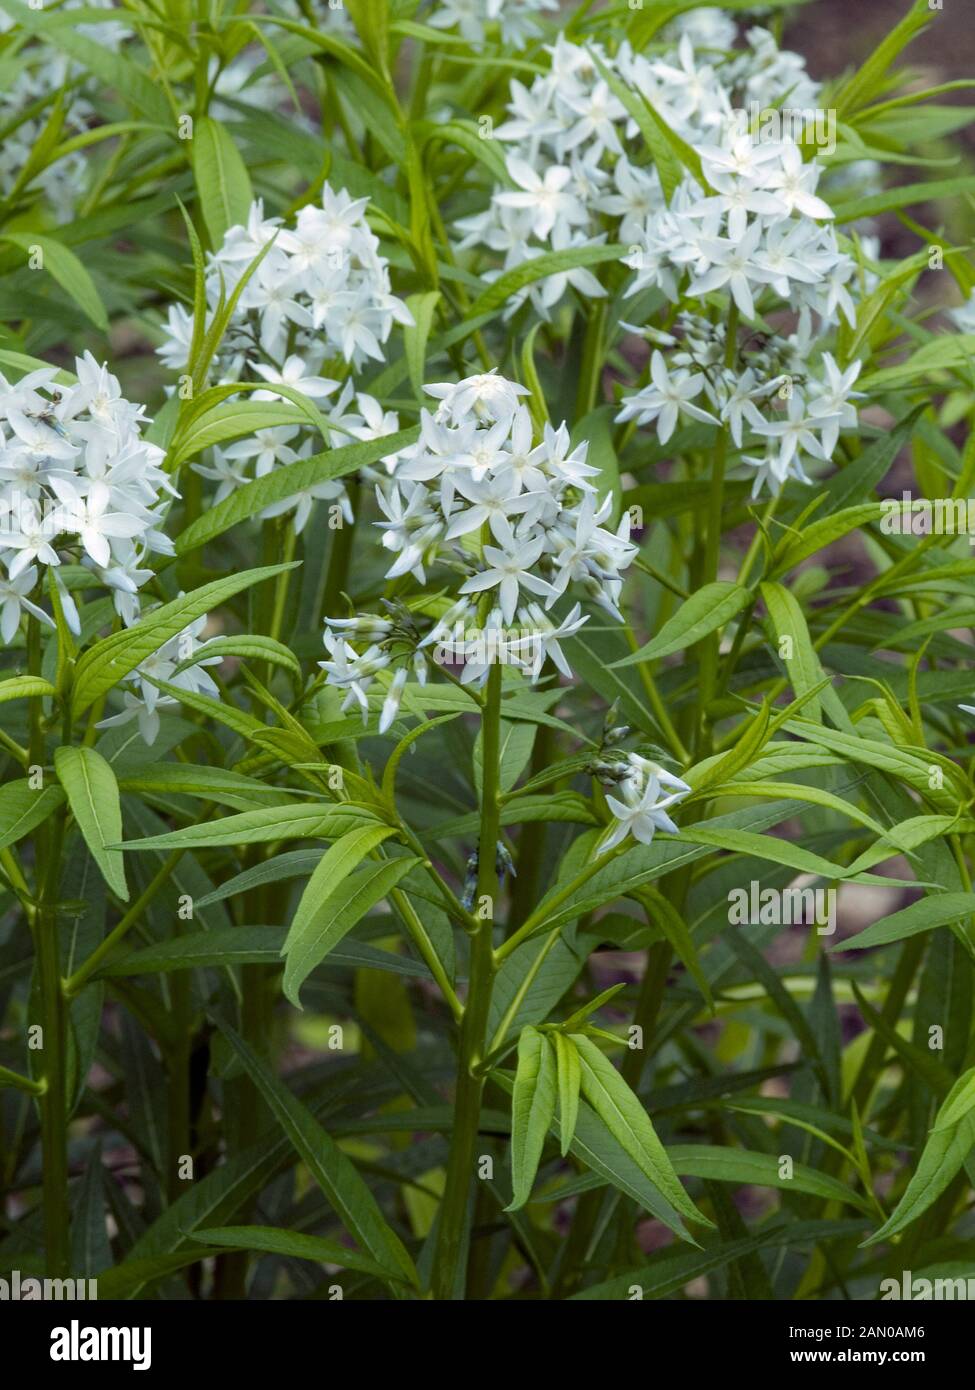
[433,662,502,1299]
[0,1063,45,1096]
[497,845,621,965]
[27,612,69,1275]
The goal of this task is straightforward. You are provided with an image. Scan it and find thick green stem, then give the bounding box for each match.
[27,614,70,1275]
[35,882,69,1277]
[433,662,502,1299]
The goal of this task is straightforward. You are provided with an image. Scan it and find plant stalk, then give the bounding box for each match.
[432,662,502,1298]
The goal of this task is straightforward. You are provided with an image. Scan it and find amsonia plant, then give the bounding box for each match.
[1,0,975,1306]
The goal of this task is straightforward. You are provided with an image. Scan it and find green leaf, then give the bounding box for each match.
[592,51,684,201]
[282,821,397,951]
[760,581,825,722]
[215,1022,419,1290]
[403,290,440,400]
[570,1219,867,1300]
[282,855,420,1007]
[173,429,418,554]
[98,926,430,981]
[173,634,301,682]
[120,803,378,852]
[862,1099,975,1246]
[0,779,65,853]
[0,675,56,703]
[572,405,621,523]
[572,1034,713,1228]
[94,1250,227,1300]
[667,1146,873,1214]
[933,1066,975,1132]
[414,118,509,184]
[2,233,107,331]
[832,174,975,224]
[194,848,325,908]
[54,746,127,901]
[506,1027,558,1211]
[71,563,298,716]
[834,0,935,118]
[553,1032,581,1158]
[614,583,750,665]
[191,116,254,247]
[834,893,975,954]
[189,1225,400,1283]
[772,504,885,575]
[116,763,286,804]
[821,409,926,513]
[466,244,626,319]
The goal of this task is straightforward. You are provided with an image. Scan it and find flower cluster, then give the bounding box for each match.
[0,354,177,641]
[456,17,872,494]
[318,369,637,732]
[158,188,411,530]
[616,316,865,497]
[427,0,559,50]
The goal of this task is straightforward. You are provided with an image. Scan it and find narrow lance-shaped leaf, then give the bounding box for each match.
[571,1034,714,1228]
[71,563,299,716]
[191,116,254,247]
[614,583,751,666]
[862,1091,975,1246]
[553,1032,581,1158]
[119,803,378,852]
[506,1027,557,1211]
[282,822,398,955]
[282,855,421,1007]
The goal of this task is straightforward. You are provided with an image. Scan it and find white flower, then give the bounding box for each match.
[762,145,834,221]
[494,157,588,241]
[459,521,554,625]
[753,392,834,473]
[0,355,176,630]
[603,772,687,850]
[688,221,771,319]
[323,370,637,700]
[58,480,146,569]
[615,350,718,444]
[425,370,530,425]
[0,565,52,643]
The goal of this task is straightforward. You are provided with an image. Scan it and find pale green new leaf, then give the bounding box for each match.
[506,1026,557,1211]
[553,1032,581,1158]
[572,1034,713,1228]
[282,856,420,1007]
